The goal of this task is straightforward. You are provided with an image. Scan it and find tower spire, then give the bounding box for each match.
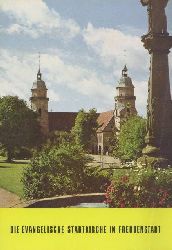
[122,64,128,77]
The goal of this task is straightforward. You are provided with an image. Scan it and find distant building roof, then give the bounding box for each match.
[97,110,114,132]
[48,110,114,133]
[48,112,78,132]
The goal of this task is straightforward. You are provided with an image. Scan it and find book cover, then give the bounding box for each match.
[0,1,172,249]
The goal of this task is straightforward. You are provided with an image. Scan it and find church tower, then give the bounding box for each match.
[30,63,49,135]
[114,65,137,131]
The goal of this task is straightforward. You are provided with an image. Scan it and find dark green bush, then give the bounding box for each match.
[22,142,110,199]
[84,168,111,193]
[13,147,32,159]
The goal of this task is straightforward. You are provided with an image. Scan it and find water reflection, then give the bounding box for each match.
[69,202,109,208]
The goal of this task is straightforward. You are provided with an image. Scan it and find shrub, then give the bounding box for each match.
[84,168,111,193]
[22,142,111,199]
[22,143,89,199]
[105,167,172,208]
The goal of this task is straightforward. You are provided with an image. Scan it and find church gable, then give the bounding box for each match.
[97,111,114,133]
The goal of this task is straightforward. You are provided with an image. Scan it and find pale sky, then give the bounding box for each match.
[0,0,172,116]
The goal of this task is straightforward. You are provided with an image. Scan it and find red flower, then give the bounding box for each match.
[120,200,125,208]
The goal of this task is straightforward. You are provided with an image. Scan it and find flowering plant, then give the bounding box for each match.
[105,167,172,207]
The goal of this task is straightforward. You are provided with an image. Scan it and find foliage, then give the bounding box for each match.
[0,96,42,162]
[106,125,118,155]
[83,168,111,193]
[115,116,146,161]
[72,108,98,151]
[0,144,7,158]
[0,144,33,160]
[105,167,172,208]
[13,147,33,160]
[47,131,74,147]
[22,140,111,199]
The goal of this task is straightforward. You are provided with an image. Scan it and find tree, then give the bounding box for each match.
[47,131,74,147]
[116,116,146,161]
[0,96,42,162]
[72,108,98,151]
[107,125,118,155]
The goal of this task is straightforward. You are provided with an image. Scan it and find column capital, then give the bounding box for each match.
[141,34,172,53]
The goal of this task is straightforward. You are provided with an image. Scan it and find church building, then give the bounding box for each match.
[30,65,137,154]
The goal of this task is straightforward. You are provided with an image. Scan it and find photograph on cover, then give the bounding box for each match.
[0,0,172,208]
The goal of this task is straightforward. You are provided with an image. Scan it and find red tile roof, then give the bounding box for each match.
[97,110,114,132]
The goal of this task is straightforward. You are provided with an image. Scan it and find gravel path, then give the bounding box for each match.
[92,155,120,164]
[0,188,23,208]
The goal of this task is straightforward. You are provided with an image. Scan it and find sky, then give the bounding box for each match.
[0,0,172,116]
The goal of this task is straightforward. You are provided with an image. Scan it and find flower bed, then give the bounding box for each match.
[105,167,172,208]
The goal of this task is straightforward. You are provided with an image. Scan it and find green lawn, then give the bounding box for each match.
[0,159,29,198]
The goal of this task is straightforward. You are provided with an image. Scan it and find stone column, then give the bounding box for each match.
[140,0,172,165]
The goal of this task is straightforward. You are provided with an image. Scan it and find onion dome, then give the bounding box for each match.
[117,65,134,88]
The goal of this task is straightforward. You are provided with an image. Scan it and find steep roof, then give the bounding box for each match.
[48,112,78,132]
[97,110,114,133]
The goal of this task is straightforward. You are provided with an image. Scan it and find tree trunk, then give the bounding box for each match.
[7,148,13,163]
